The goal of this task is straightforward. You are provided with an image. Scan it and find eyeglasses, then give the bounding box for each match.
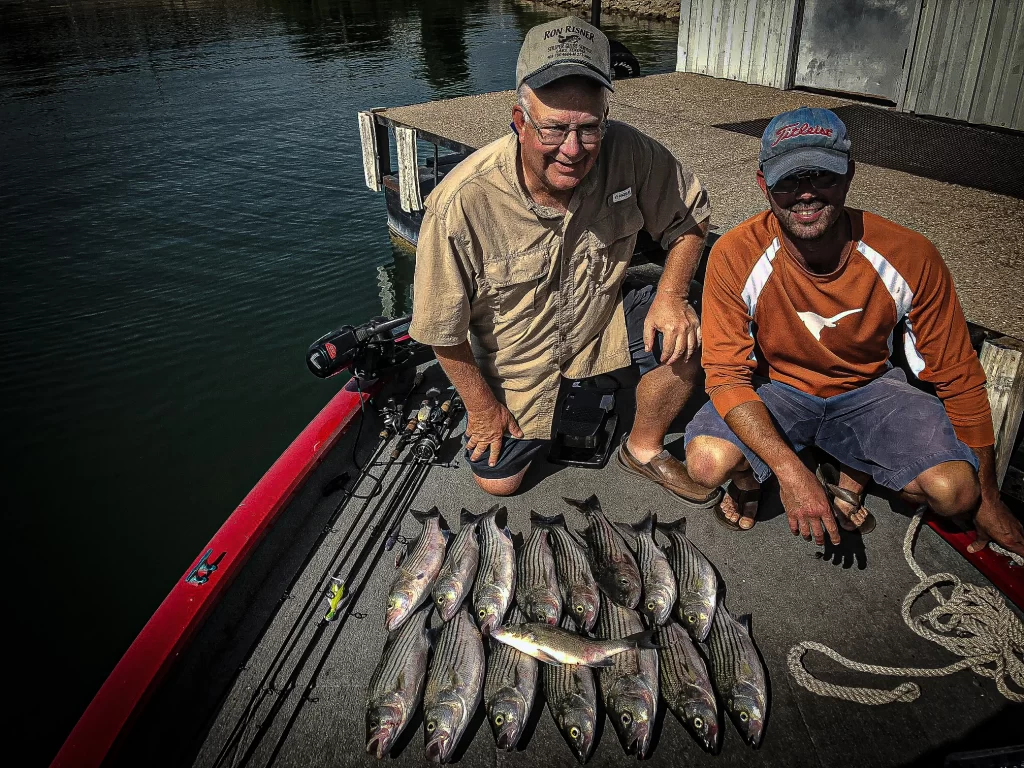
[769,170,842,195]
[520,104,607,147]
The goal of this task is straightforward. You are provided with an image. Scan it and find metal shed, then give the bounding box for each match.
[676,0,1024,130]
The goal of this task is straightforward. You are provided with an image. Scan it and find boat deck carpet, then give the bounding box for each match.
[190,363,1023,768]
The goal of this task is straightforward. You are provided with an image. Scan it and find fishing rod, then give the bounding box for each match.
[211,379,429,768]
[228,390,463,768]
[322,387,451,619]
[232,452,439,768]
[259,391,464,768]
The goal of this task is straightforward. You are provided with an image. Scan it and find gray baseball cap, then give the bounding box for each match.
[759,107,852,188]
[516,16,613,92]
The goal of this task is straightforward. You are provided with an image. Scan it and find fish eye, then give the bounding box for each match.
[569,727,580,739]
[494,715,504,726]
[693,717,703,729]
[687,614,697,624]
[437,597,445,605]
[479,608,487,618]
[619,577,629,585]
[646,601,655,611]
[620,713,632,725]
[426,722,436,732]
[575,605,584,614]
[740,711,749,722]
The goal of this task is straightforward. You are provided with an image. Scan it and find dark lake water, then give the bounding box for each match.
[0,0,679,762]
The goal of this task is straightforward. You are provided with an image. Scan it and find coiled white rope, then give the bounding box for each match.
[788,511,1024,705]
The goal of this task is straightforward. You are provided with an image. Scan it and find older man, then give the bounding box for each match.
[683,107,1024,558]
[410,16,718,502]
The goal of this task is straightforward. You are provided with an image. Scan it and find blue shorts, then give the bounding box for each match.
[467,283,668,480]
[683,368,978,490]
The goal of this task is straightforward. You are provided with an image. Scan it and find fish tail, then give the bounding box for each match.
[460,508,486,526]
[631,512,654,535]
[625,628,658,650]
[411,506,440,523]
[561,496,599,517]
[654,515,687,535]
[530,511,565,528]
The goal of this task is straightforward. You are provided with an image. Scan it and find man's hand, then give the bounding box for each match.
[778,466,842,546]
[644,292,701,365]
[465,401,524,467]
[969,495,1024,558]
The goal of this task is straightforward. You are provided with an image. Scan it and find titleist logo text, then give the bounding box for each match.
[771,122,833,147]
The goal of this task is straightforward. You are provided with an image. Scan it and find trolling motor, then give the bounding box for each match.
[305,314,433,381]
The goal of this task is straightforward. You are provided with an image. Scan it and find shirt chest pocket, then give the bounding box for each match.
[586,203,645,293]
[482,245,553,323]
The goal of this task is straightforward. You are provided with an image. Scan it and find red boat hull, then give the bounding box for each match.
[51,381,373,768]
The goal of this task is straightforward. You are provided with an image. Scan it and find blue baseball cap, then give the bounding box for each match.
[759,107,851,188]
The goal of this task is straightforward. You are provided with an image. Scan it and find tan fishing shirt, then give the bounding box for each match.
[409,123,711,439]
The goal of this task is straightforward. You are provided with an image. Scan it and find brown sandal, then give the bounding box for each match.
[715,482,761,531]
[816,464,877,535]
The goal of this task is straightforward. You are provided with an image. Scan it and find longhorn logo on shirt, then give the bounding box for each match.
[797,308,862,341]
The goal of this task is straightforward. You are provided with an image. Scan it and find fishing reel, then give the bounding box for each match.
[305,314,433,381]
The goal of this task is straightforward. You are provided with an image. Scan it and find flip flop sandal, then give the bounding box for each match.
[714,482,761,532]
[816,464,877,535]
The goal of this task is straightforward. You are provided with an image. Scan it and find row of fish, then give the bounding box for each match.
[367,497,768,762]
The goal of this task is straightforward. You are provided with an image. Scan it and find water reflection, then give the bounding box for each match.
[378,239,417,318]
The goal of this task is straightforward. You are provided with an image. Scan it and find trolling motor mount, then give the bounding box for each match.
[305,314,433,381]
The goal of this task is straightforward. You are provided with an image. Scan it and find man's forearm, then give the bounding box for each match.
[972,444,1001,502]
[723,400,807,483]
[657,221,708,298]
[432,341,499,414]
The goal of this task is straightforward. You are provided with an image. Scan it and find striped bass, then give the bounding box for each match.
[658,516,717,642]
[432,507,484,622]
[705,602,768,748]
[594,593,658,758]
[516,521,561,625]
[385,508,449,631]
[472,505,516,634]
[483,606,537,751]
[365,603,433,759]
[656,620,719,752]
[423,606,485,763]
[617,512,677,626]
[542,617,598,764]
[530,512,599,633]
[565,495,642,609]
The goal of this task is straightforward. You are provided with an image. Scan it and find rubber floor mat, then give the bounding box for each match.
[715,104,1024,199]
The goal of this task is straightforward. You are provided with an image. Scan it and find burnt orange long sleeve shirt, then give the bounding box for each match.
[702,209,994,448]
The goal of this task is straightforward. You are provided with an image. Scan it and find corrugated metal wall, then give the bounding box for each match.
[676,0,1023,131]
[902,0,1023,130]
[676,0,800,88]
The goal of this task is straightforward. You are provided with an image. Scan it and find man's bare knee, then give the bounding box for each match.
[910,461,980,516]
[473,464,529,497]
[668,349,703,381]
[685,436,743,487]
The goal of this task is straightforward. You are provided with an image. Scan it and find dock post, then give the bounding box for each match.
[395,126,423,213]
[358,110,389,193]
[980,336,1024,487]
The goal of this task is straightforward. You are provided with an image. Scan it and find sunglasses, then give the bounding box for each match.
[769,170,842,195]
